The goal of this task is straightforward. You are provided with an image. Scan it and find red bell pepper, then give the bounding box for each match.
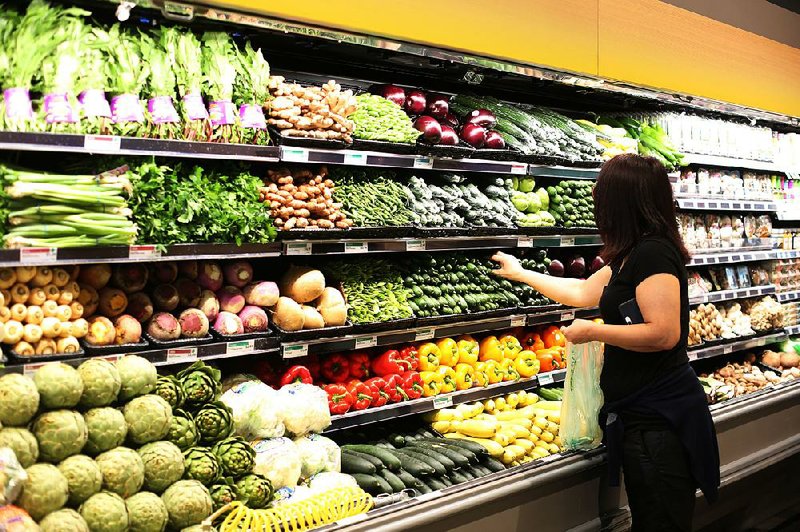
[364,377,390,407]
[383,374,406,402]
[370,349,410,376]
[321,354,350,383]
[252,359,279,388]
[306,354,322,382]
[279,365,313,386]
[399,345,419,371]
[323,384,353,415]
[399,371,424,400]
[346,380,375,410]
[348,352,371,379]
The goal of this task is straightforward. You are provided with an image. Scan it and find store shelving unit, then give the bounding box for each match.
[675,197,778,212]
[680,153,784,172]
[688,249,775,266]
[687,331,787,361]
[688,284,776,305]
[777,290,800,303]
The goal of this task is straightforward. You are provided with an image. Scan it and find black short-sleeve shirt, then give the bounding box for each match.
[598,236,689,404]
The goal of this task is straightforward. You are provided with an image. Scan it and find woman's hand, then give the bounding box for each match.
[491,251,525,282]
[561,319,599,344]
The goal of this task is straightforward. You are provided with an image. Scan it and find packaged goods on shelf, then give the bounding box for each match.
[675,168,774,200]
[772,258,800,292]
[698,356,779,404]
[775,133,800,171]
[677,213,771,253]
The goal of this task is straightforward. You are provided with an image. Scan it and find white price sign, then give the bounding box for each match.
[538,373,554,385]
[285,242,311,255]
[415,328,435,341]
[560,237,576,247]
[517,236,533,248]
[723,345,733,355]
[413,156,434,170]
[344,241,368,254]
[226,340,255,356]
[510,163,527,175]
[129,245,162,259]
[167,348,198,362]
[510,315,526,327]
[560,311,575,322]
[405,240,426,252]
[343,152,367,166]
[433,396,453,409]
[282,344,309,359]
[20,247,57,264]
[282,147,309,162]
[354,336,377,350]
[84,135,121,152]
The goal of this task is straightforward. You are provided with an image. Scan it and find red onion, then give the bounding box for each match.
[439,125,459,145]
[441,112,460,128]
[484,130,506,149]
[414,116,442,144]
[405,90,427,114]
[460,123,487,148]
[426,94,449,119]
[466,108,497,129]
[379,84,406,107]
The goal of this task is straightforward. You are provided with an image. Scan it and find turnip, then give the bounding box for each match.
[197,261,223,291]
[243,281,280,307]
[147,312,181,341]
[152,284,179,311]
[223,261,254,288]
[217,286,245,314]
[179,308,210,338]
[77,264,111,290]
[176,278,202,308]
[239,305,268,333]
[279,266,326,304]
[127,292,154,322]
[198,290,220,321]
[301,306,325,329]
[150,262,178,284]
[214,311,244,336]
[114,314,142,344]
[98,288,128,318]
[316,287,347,326]
[272,297,305,331]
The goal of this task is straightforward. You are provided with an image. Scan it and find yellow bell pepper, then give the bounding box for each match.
[473,361,489,388]
[436,337,459,366]
[419,371,443,397]
[417,342,441,371]
[499,334,522,360]
[515,350,541,378]
[454,363,475,390]
[479,336,504,362]
[500,358,520,382]
[437,365,457,394]
[484,360,505,384]
[456,337,479,366]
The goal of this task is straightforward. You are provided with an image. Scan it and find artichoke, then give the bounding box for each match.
[0,373,39,426]
[177,361,221,408]
[124,394,173,445]
[209,482,236,510]
[167,409,198,451]
[0,427,38,467]
[58,454,103,506]
[138,440,185,493]
[126,491,169,532]
[211,437,255,478]
[33,409,88,463]
[83,407,127,456]
[18,463,69,520]
[95,446,145,498]
[161,480,213,530]
[183,446,221,485]
[155,375,186,409]
[34,362,84,410]
[78,358,121,408]
[39,508,89,532]
[234,473,273,509]
[116,355,158,401]
[80,491,129,532]
[194,402,233,444]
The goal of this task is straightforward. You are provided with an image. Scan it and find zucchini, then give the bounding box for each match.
[395,449,448,477]
[351,473,391,495]
[394,469,424,490]
[425,477,447,491]
[342,449,383,471]
[342,445,402,471]
[408,442,470,469]
[379,468,405,493]
[402,446,455,472]
[341,452,377,475]
[388,450,435,477]
[482,457,506,473]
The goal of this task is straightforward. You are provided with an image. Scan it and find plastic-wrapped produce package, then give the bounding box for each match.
[220,380,285,440]
[251,437,302,489]
[294,434,341,480]
[276,383,331,436]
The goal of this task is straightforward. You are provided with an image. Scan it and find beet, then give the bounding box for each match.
[223,261,254,288]
[150,262,178,284]
[243,282,280,307]
[127,292,154,322]
[112,264,148,293]
[114,314,142,344]
[197,261,223,291]
[147,312,181,341]
[217,286,245,314]
[179,308,210,338]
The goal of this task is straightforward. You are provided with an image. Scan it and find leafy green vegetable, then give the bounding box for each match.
[141,30,181,139]
[233,41,270,145]
[168,28,210,141]
[202,32,240,143]
[106,26,148,137]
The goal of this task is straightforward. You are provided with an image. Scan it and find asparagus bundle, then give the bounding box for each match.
[1,165,137,248]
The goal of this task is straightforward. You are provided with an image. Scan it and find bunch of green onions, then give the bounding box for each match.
[1,166,137,248]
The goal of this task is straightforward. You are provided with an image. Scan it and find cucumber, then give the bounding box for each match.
[419,437,488,458]
[388,433,406,447]
[458,467,476,480]
[425,477,447,491]
[401,446,455,472]
[394,469,424,490]
[395,449,447,477]
[342,445,402,471]
[408,442,470,469]
[341,452,377,475]
[415,429,436,439]
[449,470,469,484]
[430,442,478,464]
[415,481,432,495]
[388,450,435,477]
[482,457,506,473]
[379,468,405,493]
[440,476,454,487]
[471,464,492,476]
[351,473,388,494]
[342,450,384,471]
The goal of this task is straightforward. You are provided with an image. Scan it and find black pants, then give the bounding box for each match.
[623,428,696,532]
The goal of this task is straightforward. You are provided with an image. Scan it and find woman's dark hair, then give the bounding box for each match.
[593,153,690,267]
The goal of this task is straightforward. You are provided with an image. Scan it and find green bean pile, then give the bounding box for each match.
[324,259,414,324]
[330,168,415,227]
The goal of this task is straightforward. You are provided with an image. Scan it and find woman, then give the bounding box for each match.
[493,154,719,531]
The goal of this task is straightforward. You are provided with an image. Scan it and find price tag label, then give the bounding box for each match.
[510,163,527,175]
[723,345,733,355]
[167,347,197,362]
[415,328,435,341]
[128,245,162,259]
[730,255,741,262]
[696,201,706,209]
[707,256,717,264]
[560,311,575,322]
[20,247,57,264]
[538,373,554,385]
[510,315,526,327]
[560,237,576,247]
[226,340,255,356]
[100,354,123,363]
[282,147,309,162]
[282,344,309,359]
[405,240,426,252]
[433,396,453,409]
[343,152,367,166]
[344,241,368,254]
[742,254,753,261]
[707,202,718,210]
[720,202,731,210]
[354,336,377,350]
[688,353,698,361]
[413,156,434,170]
[23,361,53,375]
[84,135,121,152]
[285,242,311,255]
[517,236,533,248]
